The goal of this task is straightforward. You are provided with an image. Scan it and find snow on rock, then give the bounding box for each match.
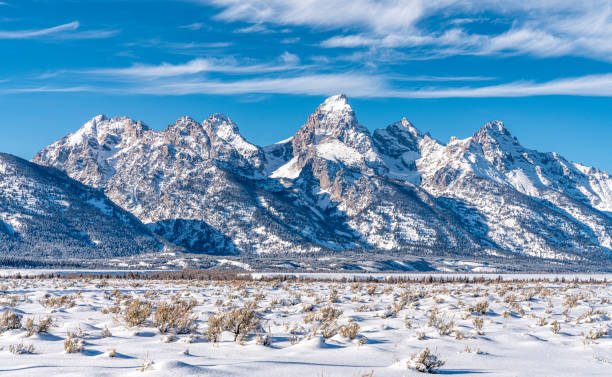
[30,94,612,261]
[315,140,363,169]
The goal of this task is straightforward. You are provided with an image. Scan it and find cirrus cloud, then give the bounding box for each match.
[195,0,612,62]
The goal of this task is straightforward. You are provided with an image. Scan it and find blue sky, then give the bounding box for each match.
[1,0,612,171]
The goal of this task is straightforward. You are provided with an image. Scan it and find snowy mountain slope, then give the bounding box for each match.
[413,121,612,259]
[271,95,479,252]
[472,121,612,213]
[0,153,162,258]
[32,94,612,261]
[34,114,356,254]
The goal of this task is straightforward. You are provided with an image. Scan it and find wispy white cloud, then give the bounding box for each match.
[0,21,79,39]
[133,73,612,98]
[0,85,92,94]
[0,21,119,40]
[9,68,612,99]
[17,66,612,99]
[125,40,232,54]
[389,75,497,82]
[55,29,120,40]
[134,73,384,97]
[180,22,205,31]
[234,23,274,34]
[280,52,300,65]
[196,0,612,61]
[384,74,612,98]
[84,56,303,78]
[204,0,426,34]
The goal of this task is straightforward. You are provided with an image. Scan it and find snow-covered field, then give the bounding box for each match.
[1,277,611,376]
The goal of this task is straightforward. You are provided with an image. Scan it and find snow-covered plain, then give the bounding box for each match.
[0,277,611,376]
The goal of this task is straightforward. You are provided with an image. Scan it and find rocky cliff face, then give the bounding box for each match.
[33,95,612,261]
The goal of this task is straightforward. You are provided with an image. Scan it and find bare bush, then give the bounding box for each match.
[25,315,53,336]
[304,306,343,324]
[583,327,609,341]
[122,299,153,328]
[207,306,261,343]
[0,309,22,330]
[469,301,489,315]
[223,307,261,342]
[9,342,35,355]
[339,322,360,339]
[101,325,112,337]
[550,320,561,334]
[64,334,84,353]
[408,347,445,373]
[206,313,224,343]
[153,300,198,334]
[472,317,484,335]
[39,294,76,309]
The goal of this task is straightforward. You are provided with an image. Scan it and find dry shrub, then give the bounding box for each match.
[415,329,426,340]
[316,320,339,339]
[0,294,20,307]
[404,316,412,328]
[436,317,455,336]
[139,354,154,372]
[96,324,110,337]
[469,301,489,315]
[304,306,343,324]
[550,320,561,334]
[256,326,272,346]
[24,317,34,336]
[472,317,484,335]
[40,294,76,309]
[329,288,339,303]
[367,285,377,295]
[153,300,198,334]
[207,306,261,343]
[37,316,53,333]
[583,327,609,341]
[223,307,261,342]
[563,294,579,309]
[9,342,35,354]
[339,321,360,339]
[427,307,454,336]
[408,347,445,373]
[0,309,21,330]
[64,334,84,353]
[122,299,153,327]
[301,303,315,312]
[206,313,224,343]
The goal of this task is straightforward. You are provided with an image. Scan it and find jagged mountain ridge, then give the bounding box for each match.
[0,153,162,258]
[33,94,612,260]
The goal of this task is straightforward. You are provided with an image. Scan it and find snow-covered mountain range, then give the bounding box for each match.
[29,94,612,262]
[0,153,162,259]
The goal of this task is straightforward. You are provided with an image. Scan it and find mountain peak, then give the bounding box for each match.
[164,116,204,141]
[304,94,363,140]
[66,115,104,146]
[479,120,510,136]
[473,120,519,146]
[202,113,263,169]
[318,94,352,114]
[203,113,242,140]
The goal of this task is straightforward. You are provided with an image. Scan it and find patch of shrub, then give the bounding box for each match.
[408,347,445,373]
[122,299,153,327]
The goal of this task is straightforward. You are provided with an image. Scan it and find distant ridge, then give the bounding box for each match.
[0,153,162,258]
